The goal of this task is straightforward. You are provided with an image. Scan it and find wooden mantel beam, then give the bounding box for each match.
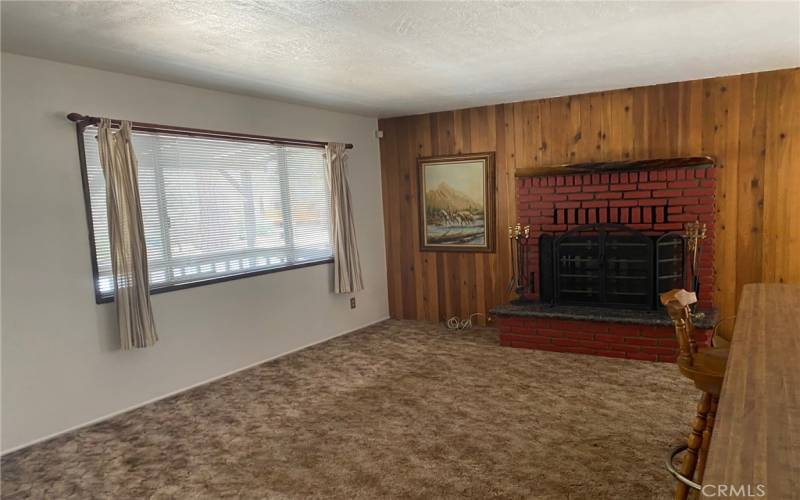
[514,156,714,178]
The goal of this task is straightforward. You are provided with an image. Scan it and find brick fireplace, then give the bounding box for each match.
[491,160,717,362]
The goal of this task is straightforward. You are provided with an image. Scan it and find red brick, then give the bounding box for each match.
[624,337,658,346]
[556,320,609,333]
[687,204,714,214]
[694,169,707,179]
[532,201,555,209]
[624,191,652,199]
[653,189,684,198]
[639,182,668,190]
[684,188,715,197]
[640,327,674,338]
[510,326,537,335]
[669,213,702,222]
[583,200,609,208]
[669,180,699,189]
[606,343,642,353]
[668,197,699,206]
[577,340,610,350]
[542,224,568,231]
[551,338,580,348]
[610,184,638,192]
[654,223,684,231]
[568,193,595,201]
[638,198,668,206]
[556,186,582,194]
[668,206,684,214]
[657,354,677,363]
[611,324,641,335]
[610,199,639,207]
[583,185,610,193]
[553,330,595,340]
[555,201,581,209]
[596,191,623,200]
[596,334,620,343]
[542,194,568,202]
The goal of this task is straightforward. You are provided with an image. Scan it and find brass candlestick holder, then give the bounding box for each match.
[507,222,532,299]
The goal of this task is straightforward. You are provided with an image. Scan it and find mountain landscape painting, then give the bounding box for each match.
[418,153,495,252]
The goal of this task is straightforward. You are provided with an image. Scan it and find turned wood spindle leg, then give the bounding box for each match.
[695,395,718,487]
[675,392,711,500]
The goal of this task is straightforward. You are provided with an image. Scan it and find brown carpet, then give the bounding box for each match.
[1,319,696,499]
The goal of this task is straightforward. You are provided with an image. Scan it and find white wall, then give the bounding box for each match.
[0,53,389,453]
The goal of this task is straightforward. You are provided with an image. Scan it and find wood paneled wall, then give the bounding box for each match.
[378,68,799,328]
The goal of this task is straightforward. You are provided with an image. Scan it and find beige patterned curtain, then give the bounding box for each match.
[96,119,158,349]
[327,143,364,293]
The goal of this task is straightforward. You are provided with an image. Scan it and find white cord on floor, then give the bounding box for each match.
[446,313,484,330]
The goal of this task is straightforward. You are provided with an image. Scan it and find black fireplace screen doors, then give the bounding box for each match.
[539,224,685,310]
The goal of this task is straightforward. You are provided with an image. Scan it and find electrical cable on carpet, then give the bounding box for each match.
[446,313,484,330]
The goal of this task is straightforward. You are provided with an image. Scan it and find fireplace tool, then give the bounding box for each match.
[507,223,531,300]
[684,219,707,315]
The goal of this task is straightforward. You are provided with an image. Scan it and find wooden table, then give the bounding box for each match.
[702,284,800,499]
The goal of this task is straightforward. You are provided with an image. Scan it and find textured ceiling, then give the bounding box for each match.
[2,1,798,117]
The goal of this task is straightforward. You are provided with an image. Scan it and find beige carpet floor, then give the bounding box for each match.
[1,319,697,499]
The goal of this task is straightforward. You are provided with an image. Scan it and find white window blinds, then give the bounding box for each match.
[82,126,333,300]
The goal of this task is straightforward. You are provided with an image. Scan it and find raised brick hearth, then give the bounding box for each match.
[494,315,712,363]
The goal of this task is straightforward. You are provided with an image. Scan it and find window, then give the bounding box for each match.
[81,126,333,302]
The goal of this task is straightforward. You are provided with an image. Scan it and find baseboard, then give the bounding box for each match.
[2,316,391,456]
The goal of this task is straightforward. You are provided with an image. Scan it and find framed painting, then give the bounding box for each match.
[418,152,496,252]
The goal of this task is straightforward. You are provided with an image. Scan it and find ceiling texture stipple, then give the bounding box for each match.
[1,1,798,117]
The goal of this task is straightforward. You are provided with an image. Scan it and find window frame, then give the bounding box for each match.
[74,121,334,305]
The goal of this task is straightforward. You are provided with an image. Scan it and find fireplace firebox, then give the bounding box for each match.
[539,224,685,310]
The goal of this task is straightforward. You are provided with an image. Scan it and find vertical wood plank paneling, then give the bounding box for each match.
[735,73,767,294]
[378,68,800,326]
[413,114,438,321]
[378,118,403,317]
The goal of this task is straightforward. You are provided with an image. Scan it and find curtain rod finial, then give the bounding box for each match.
[67,113,97,124]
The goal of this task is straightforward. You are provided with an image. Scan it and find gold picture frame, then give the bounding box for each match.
[418,152,496,253]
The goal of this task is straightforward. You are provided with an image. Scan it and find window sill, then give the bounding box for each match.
[95,257,334,304]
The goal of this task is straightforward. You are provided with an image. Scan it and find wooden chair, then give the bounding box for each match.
[660,289,729,500]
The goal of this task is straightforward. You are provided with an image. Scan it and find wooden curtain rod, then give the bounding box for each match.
[66,113,353,150]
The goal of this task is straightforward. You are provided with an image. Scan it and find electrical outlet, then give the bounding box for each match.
[350,297,356,309]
